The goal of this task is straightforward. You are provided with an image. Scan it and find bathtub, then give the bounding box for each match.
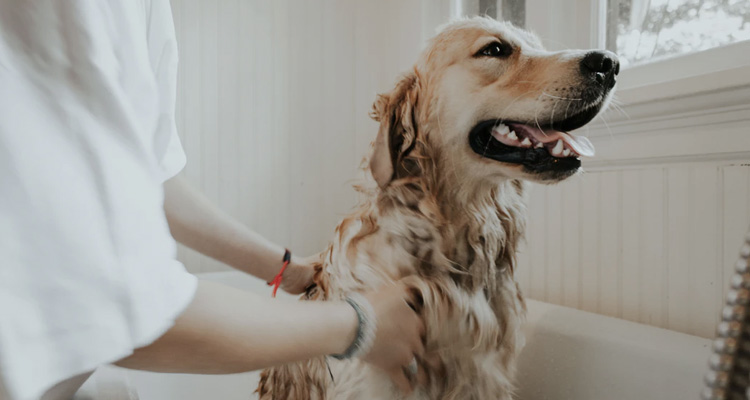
[78,272,711,400]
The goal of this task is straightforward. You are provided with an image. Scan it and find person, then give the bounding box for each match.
[0,2,424,399]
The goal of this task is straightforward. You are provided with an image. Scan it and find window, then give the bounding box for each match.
[456,0,526,28]
[606,0,750,67]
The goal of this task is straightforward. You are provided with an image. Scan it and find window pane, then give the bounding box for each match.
[607,0,750,67]
[457,0,526,28]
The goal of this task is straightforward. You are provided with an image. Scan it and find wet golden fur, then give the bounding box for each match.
[257,16,613,399]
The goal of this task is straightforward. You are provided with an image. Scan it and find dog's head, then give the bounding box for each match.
[370,17,618,187]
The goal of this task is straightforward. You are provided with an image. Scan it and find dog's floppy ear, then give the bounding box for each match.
[369,73,419,188]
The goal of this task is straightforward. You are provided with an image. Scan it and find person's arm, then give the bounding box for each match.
[163,176,313,293]
[116,280,425,393]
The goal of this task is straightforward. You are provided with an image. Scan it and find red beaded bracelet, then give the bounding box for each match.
[267,249,292,298]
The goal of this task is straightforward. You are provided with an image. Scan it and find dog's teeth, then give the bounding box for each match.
[562,148,570,157]
[552,140,564,156]
[521,138,531,147]
[535,142,544,148]
[494,126,509,136]
[494,124,510,135]
[508,131,518,141]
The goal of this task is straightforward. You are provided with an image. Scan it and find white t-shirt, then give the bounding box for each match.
[0,1,197,399]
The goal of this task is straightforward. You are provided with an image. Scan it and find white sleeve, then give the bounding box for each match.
[146,0,187,182]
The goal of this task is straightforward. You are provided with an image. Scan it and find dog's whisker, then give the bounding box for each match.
[550,97,559,127]
[541,91,582,101]
[598,113,615,140]
[563,99,573,122]
[609,100,629,119]
[514,80,545,85]
[533,92,544,132]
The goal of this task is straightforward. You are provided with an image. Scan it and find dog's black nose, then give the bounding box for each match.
[580,50,619,88]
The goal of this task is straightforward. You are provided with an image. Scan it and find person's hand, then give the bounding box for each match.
[280,254,318,294]
[361,283,426,394]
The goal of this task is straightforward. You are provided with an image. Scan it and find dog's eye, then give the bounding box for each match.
[477,42,512,58]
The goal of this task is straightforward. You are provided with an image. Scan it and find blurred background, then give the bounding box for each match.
[170,0,750,340]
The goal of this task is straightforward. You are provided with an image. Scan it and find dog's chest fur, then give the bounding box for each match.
[258,179,528,400]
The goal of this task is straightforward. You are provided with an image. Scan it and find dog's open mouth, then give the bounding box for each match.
[468,118,595,173]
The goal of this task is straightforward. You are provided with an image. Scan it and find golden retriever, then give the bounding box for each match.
[257,16,618,399]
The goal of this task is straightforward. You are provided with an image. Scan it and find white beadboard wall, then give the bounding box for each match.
[169,0,426,273]
[169,1,750,338]
[516,163,750,338]
[516,84,750,338]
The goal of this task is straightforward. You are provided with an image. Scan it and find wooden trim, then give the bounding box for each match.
[585,153,750,172]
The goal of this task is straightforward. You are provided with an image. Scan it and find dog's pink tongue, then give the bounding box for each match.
[508,123,595,157]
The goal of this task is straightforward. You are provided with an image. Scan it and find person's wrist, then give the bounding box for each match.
[255,246,288,282]
[280,256,297,280]
[266,248,292,297]
[327,302,359,356]
[330,294,378,360]
[256,255,283,283]
[260,266,278,283]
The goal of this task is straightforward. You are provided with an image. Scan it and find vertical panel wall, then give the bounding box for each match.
[170,0,424,273]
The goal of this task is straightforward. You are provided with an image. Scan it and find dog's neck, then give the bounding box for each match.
[377,153,527,292]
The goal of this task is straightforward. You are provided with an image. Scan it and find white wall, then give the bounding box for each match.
[170,0,426,273]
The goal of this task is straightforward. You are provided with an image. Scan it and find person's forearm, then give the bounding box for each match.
[163,176,284,282]
[116,280,356,373]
